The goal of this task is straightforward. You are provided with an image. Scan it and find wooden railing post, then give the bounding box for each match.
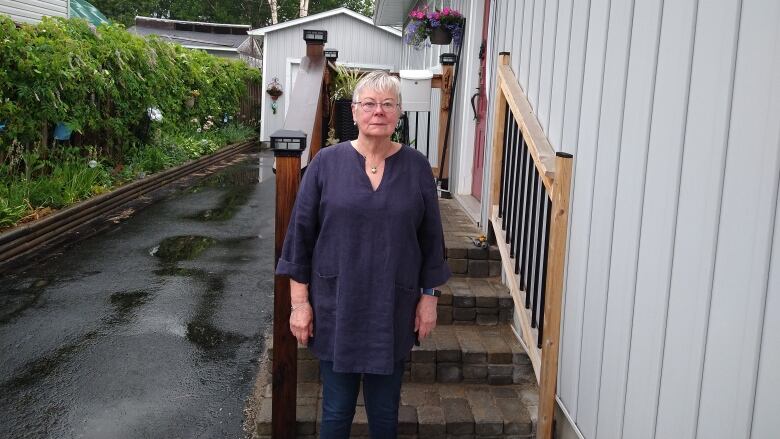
[271,131,308,439]
[537,152,573,439]
[489,52,511,209]
[436,57,455,187]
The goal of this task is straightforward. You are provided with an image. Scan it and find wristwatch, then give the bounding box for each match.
[422,288,441,297]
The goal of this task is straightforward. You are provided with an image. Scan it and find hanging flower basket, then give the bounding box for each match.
[266,77,284,101]
[429,26,453,45]
[404,6,464,49]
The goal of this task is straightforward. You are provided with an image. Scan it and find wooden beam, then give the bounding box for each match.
[536,152,573,439]
[436,63,454,182]
[489,53,511,209]
[497,64,556,192]
[272,155,302,439]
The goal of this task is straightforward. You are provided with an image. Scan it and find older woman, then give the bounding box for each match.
[276,71,451,438]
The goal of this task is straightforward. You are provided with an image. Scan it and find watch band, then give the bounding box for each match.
[422,288,441,297]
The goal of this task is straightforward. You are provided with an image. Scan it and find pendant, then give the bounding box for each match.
[371,166,378,174]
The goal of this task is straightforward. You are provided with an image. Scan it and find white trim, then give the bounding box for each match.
[260,39,269,141]
[134,15,250,29]
[556,396,586,439]
[247,7,401,37]
[337,61,395,71]
[284,58,302,117]
[180,45,237,52]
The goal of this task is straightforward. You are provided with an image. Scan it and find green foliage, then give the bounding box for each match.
[89,0,375,28]
[332,65,364,101]
[0,16,259,158]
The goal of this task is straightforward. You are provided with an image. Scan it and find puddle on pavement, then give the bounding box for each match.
[185,321,247,351]
[1,329,99,393]
[0,286,45,325]
[186,185,253,221]
[107,290,152,323]
[152,236,216,262]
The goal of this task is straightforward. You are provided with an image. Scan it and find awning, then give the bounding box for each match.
[69,0,109,26]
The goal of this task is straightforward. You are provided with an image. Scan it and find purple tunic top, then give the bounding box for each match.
[276,141,451,375]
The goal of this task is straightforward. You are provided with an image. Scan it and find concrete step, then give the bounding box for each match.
[269,324,533,387]
[254,381,537,438]
[438,276,514,326]
[440,198,502,278]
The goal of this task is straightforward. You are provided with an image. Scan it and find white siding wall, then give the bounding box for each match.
[0,0,68,23]
[478,0,780,438]
[260,14,401,140]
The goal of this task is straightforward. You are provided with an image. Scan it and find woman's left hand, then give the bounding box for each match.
[415,295,438,340]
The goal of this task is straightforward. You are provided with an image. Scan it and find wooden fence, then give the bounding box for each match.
[238,79,263,126]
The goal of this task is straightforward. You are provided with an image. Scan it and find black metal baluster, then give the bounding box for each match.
[513,136,528,275]
[426,112,431,159]
[530,176,544,328]
[505,119,519,243]
[520,143,534,298]
[499,105,511,220]
[537,194,553,349]
[414,112,419,151]
[507,121,520,255]
[525,164,539,310]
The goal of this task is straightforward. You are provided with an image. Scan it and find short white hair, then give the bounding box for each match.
[352,71,402,106]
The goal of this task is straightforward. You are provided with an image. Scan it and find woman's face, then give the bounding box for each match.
[352,88,401,140]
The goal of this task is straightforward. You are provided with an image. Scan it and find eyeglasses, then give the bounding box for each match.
[353,101,400,113]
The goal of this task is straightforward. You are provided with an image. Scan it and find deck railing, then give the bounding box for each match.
[271,30,330,439]
[487,52,573,439]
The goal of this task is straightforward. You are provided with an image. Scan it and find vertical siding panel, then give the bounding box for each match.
[527,0,544,106]
[519,0,534,89]
[697,0,780,437]
[594,1,663,437]
[537,0,559,132]
[547,0,573,151]
[622,0,698,438]
[557,0,591,416]
[653,1,741,437]
[511,0,525,64]
[752,179,780,438]
[568,0,611,434]
[573,0,633,438]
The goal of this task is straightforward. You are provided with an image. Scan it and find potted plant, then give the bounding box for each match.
[404,6,465,49]
[331,65,363,142]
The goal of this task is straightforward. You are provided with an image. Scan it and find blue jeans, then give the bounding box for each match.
[319,360,405,439]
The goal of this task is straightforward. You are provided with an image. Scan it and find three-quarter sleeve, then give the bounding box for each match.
[275,154,322,284]
[417,164,452,288]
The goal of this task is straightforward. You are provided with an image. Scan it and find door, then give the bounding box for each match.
[470,0,492,200]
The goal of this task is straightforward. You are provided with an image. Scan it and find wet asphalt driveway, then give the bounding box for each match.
[0,151,276,438]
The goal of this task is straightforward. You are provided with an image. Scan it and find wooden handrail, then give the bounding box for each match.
[486,52,573,439]
[282,53,327,166]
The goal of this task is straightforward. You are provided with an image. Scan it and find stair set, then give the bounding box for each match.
[255,199,539,438]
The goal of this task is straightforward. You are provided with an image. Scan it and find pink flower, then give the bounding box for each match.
[432,12,441,19]
[442,7,451,14]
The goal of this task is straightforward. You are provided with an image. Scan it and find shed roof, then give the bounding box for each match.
[247,7,401,37]
[69,0,109,26]
[129,16,250,51]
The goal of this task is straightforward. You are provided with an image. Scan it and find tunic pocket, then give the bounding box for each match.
[394,283,420,353]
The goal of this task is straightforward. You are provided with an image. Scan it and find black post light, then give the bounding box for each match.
[440,53,458,66]
[303,29,328,44]
[271,129,307,157]
[324,49,339,61]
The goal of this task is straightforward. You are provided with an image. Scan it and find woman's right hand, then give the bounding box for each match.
[290,302,314,346]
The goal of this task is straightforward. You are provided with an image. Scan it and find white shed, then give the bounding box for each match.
[248,7,402,141]
[0,0,69,24]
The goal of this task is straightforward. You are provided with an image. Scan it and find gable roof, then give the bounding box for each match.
[247,7,401,37]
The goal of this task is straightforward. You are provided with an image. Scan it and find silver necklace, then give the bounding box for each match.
[355,143,387,174]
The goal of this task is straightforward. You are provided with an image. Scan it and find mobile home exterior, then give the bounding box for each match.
[375,1,780,438]
[0,0,69,24]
